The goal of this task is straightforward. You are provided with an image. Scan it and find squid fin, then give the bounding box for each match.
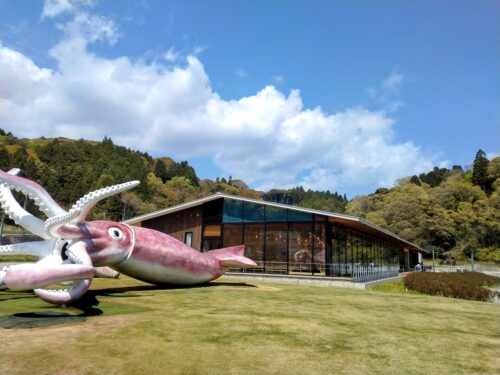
[209,245,258,267]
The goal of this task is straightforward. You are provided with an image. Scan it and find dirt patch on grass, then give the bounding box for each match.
[252,284,281,291]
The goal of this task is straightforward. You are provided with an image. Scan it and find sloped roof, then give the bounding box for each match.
[124,192,427,253]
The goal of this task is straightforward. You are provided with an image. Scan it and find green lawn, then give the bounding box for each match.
[1,276,499,375]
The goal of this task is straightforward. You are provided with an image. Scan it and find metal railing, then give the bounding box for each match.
[228,261,400,283]
[351,264,399,283]
[425,265,473,273]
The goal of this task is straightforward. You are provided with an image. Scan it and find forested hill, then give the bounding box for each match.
[346,150,500,263]
[0,129,347,221]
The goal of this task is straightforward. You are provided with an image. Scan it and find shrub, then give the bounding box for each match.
[404,272,500,302]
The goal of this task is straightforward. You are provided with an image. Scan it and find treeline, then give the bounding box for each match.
[0,131,237,220]
[2,130,498,263]
[346,150,500,263]
[0,129,346,223]
[263,187,348,213]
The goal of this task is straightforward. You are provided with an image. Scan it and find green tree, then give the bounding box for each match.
[472,149,491,193]
[154,159,169,183]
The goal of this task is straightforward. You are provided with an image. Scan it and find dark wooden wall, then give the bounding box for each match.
[141,206,203,250]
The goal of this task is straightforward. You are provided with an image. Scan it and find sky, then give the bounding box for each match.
[0,0,498,197]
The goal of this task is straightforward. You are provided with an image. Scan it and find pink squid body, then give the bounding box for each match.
[114,226,240,285]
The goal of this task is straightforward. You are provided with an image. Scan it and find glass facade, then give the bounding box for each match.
[243,202,265,222]
[201,198,401,277]
[289,222,313,273]
[265,223,287,273]
[223,224,242,247]
[243,223,264,262]
[265,206,287,222]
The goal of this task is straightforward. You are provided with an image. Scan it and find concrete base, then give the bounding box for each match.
[225,272,403,290]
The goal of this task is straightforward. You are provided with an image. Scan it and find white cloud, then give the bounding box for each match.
[192,45,206,55]
[272,75,284,84]
[163,47,180,62]
[487,152,499,160]
[0,12,437,194]
[382,72,403,94]
[56,11,119,45]
[41,0,95,19]
[235,68,248,77]
[366,71,405,113]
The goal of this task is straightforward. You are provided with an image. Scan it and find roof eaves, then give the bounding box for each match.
[124,192,428,253]
[122,194,221,224]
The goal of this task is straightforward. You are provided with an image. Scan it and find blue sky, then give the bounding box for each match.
[0,0,498,197]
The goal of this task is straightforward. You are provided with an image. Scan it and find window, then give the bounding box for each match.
[287,210,312,222]
[243,202,265,222]
[203,225,221,237]
[184,232,193,247]
[313,221,326,264]
[202,199,223,224]
[265,206,287,222]
[223,199,243,223]
[243,223,264,261]
[289,222,313,267]
[223,224,243,247]
[202,238,222,251]
[265,223,288,263]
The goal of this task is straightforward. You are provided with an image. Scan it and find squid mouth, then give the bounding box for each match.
[34,242,95,305]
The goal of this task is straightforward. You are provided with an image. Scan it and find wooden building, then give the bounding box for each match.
[124,193,427,278]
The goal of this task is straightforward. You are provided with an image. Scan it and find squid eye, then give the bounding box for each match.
[108,227,124,240]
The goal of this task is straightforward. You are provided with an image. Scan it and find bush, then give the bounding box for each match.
[475,247,500,263]
[404,272,500,302]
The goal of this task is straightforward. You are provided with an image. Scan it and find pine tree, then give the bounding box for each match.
[472,149,491,193]
[409,175,422,186]
[154,160,169,183]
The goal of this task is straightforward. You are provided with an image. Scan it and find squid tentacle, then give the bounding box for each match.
[45,209,81,238]
[3,262,94,290]
[0,240,53,258]
[0,169,66,217]
[0,169,51,239]
[35,279,92,305]
[43,181,139,237]
[70,180,140,223]
[34,241,94,304]
[45,181,140,238]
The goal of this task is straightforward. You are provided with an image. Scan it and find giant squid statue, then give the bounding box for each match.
[0,169,257,305]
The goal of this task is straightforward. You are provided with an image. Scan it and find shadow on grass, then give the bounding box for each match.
[0,291,103,329]
[90,280,256,298]
[0,311,88,329]
[0,281,256,329]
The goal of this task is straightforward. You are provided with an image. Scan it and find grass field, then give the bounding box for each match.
[1,276,499,375]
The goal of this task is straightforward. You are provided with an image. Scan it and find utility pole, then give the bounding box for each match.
[0,214,4,244]
[23,195,28,234]
[432,248,435,272]
[121,201,127,222]
[471,249,475,272]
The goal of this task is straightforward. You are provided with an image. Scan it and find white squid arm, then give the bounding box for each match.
[71,180,140,223]
[94,266,120,278]
[0,240,53,258]
[0,169,51,239]
[3,262,94,291]
[0,169,66,217]
[44,180,140,238]
[33,241,95,305]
